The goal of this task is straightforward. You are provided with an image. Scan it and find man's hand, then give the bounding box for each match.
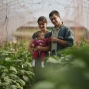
[51,36,58,42]
[51,36,67,46]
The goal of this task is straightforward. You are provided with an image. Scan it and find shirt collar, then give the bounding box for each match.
[54,23,63,30]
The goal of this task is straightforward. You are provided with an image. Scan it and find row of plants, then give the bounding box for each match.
[0,40,35,89]
[0,38,89,89]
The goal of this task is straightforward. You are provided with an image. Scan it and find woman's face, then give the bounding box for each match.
[38,21,47,31]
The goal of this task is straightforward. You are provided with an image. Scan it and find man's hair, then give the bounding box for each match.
[35,31,42,38]
[49,10,60,17]
[37,16,47,23]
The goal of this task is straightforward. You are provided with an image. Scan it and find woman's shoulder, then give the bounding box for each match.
[32,32,36,39]
[32,31,39,39]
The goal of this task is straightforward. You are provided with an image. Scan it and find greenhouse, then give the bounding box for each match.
[0,0,89,89]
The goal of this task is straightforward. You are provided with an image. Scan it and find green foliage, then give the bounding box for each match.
[32,39,89,89]
[0,40,35,89]
[1,38,89,89]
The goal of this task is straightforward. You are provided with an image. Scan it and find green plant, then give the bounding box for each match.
[0,40,35,89]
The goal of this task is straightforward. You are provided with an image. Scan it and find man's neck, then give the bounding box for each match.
[55,22,63,29]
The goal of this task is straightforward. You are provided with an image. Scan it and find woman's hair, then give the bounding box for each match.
[49,10,60,17]
[37,16,47,23]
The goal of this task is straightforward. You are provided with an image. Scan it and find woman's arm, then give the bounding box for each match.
[29,41,50,52]
[36,45,51,51]
[28,38,34,55]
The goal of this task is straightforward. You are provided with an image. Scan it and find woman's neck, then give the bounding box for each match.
[42,29,48,33]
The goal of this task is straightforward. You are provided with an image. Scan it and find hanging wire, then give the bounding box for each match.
[5,3,9,41]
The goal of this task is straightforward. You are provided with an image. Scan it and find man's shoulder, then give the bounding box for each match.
[61,24,68,29]
[61,24,72,31]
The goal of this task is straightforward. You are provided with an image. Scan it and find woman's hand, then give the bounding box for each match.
[31,43,34,48]
[34,45,50,51]
[34,46,41,51]
[28,38,35,55]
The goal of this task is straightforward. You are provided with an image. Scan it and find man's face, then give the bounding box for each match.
[49,14,60,26]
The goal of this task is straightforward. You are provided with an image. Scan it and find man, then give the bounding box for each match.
[48,10,74,56]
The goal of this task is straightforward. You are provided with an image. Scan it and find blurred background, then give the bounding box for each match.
[0,0,89,43]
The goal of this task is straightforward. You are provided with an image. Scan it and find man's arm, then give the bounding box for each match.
[51,36,74,47]
[63,28,74,47]
[51,28,74,47]
[51,36,67,46]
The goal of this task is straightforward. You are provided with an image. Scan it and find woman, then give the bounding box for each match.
[28,16,50,55]
[28,16,51,82]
